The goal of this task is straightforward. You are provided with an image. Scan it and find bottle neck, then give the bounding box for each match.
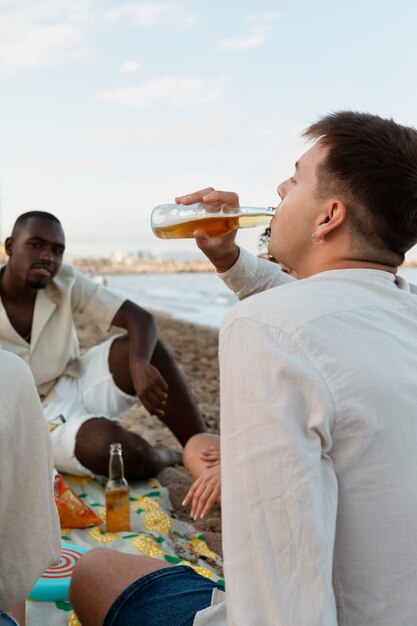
[240,206,276,217]
[109,451,125,481]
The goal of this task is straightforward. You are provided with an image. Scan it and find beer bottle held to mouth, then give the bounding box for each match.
[151,203,275,240]
[105,443,131,532]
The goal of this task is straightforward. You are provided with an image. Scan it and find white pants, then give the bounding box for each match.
[44,337,137,476]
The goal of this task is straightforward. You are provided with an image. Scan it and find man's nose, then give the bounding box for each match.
[277,179,289,200]
[39,247,53,261]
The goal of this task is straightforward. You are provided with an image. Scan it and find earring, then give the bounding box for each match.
[311,231,324,245]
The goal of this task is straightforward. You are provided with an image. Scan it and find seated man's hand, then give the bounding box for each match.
[175,188,241,273]
[182,464,221,520]
[130,359,168,417]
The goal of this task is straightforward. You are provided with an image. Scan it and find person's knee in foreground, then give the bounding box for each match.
[0,212,207,478]
[0,351,61,626]
[70,111,417,626]
[182,432,221,520]
[70,549,224,626]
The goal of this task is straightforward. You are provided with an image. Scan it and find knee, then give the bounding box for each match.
[75,418,126,466]
[77,418,124,447]
[183,433,220,473]
[69,548,106,604]
[183,433,204,470]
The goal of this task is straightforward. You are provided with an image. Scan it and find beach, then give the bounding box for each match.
[75,310,223,556]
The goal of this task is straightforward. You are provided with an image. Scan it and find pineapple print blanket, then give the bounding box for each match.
[26,473,224,625]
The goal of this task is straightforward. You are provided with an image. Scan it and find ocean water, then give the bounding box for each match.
[107,272,238,328]
[107,266,417,329]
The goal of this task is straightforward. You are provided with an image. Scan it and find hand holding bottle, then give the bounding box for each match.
[175,188,242,273]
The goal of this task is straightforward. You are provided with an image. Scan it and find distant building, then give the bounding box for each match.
[109,250,124,265]
[136,249,154,260]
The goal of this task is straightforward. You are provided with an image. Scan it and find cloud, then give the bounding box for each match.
[217,12,279,52]
[217,31,267,51]
[119,60,141,74]
[96,76,223,107]
[105,2,197,28]
[0,0,93,73]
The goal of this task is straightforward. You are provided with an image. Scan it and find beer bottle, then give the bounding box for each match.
[105,443,131,532]
[151,203,276,239]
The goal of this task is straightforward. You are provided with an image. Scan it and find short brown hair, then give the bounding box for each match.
[303,111,417,262]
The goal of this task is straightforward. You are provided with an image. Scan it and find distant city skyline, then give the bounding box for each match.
[1,0,417,260]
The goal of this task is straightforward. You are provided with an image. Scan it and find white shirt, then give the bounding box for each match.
[0,264,125,397]
[0,351,61,610]
[195,250,417,626]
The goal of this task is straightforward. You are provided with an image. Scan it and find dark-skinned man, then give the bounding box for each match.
[0,211,207,478]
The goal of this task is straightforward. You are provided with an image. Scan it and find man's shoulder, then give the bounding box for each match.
[221,269,413,337]
[222,277,316,336]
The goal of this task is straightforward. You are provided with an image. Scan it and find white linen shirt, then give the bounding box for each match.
[0,264,125,397]
[195,250,417,626]
[0,351,61,609]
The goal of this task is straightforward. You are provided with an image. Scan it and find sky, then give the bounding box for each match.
[1,0,417,260]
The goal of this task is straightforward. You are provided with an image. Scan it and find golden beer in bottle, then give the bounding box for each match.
[105,443,131,532]
[151,203,275,240]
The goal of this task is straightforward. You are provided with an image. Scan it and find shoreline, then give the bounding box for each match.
[72,258,216,275]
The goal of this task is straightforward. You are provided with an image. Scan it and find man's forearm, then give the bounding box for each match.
[112,300,158,362]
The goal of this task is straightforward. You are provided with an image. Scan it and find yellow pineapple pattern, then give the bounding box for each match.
[132,535,165,557]
[67,611,81,625]
[131,495,161,512]
[143,510,173,533]
[95,506,107,523]
[147,477,161,488]
[178,560,213,580]
[88,526,119,543]
[193,565,214,579]
[189,538,218,560]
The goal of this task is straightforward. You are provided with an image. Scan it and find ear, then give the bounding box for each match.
[315,199,347,239]
[5,237,13,257]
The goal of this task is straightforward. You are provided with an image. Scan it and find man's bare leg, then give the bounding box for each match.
[70,550,171,626]
[109,336,207,446]
[75,418,182,478]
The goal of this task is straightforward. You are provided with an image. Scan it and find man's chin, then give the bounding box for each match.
[26,279,48,289]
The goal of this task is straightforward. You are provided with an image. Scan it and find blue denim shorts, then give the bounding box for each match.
[0,613,18,625]
[104,565,224,626]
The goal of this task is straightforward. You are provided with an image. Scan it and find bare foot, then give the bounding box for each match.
[154,444,183,470]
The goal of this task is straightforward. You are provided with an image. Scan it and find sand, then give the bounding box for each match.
[75,310,223,557]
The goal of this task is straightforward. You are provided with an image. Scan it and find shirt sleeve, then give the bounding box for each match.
[0,352,61,610]
[219,317,338,626]
[70,269,126,331]
[218,248,295,300]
